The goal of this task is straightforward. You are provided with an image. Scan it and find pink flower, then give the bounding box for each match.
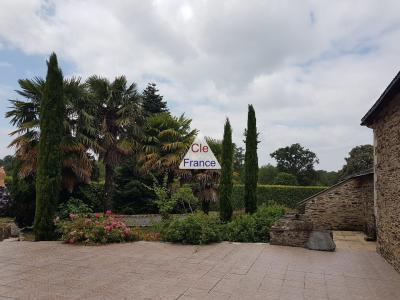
[123,228,130,236]
[95,213,101,218]
[106,210,112,216]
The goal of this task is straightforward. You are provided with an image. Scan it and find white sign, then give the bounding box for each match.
[179,136,221,169]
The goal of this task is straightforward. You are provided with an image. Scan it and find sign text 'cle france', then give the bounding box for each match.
[179,136,221,169]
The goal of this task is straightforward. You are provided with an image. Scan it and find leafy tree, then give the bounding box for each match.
[139,113,197,189]
[315,170,339,186]
[219,119,233,222]
[339,145,373,179]
[34,53,64,240]
[0,155,14,175]
[270,143,319,185]
[258,164,278,184]
[142,83,168,115]
[244,105,258,214]
[87,75,142,210]
[273,172,298,186]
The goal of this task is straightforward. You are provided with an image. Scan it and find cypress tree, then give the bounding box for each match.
[142,83,168,115]
[219,119,233,222]
[34,53,64,240]
[244,104,258,214]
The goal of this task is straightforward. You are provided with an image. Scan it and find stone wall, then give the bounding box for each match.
[304,173,374,234]
[370,95,400,272]
[270,214,313,247]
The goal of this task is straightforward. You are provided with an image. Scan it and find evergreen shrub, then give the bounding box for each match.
[161,213,221,244]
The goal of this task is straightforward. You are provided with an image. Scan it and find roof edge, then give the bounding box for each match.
[361,71,400,126]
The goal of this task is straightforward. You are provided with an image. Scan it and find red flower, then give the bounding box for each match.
[106,210,112,216]
[95,213,101,218]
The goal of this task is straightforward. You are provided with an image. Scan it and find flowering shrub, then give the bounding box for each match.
[56,211,135,245]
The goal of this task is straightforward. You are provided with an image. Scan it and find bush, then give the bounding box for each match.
[252,204,285,242]
[161,213,221,245]
[56,211,135,245]
[57,198,93,219]
[225,214,256,242]
[220,204,285,242]
[172,187,199,213]
[154,184,175,219]
[214,185,326,210]
[10,173,36,227]
[71,183,104,212]
[158,204,285,245]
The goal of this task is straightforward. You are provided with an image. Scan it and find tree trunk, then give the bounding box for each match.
[104,163,114,211]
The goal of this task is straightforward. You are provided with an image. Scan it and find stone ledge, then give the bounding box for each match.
[270,213,336,251]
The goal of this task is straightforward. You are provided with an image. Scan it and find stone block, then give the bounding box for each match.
[306,231,336,251]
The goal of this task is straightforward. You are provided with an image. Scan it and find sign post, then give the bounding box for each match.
[179,135,221,170]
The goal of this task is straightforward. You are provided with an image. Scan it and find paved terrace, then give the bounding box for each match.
[0,235,399,299]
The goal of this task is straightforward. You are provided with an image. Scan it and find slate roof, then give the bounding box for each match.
[361,71,400,126]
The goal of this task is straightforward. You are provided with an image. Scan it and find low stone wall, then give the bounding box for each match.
[270,214,313,248]
[270,214,335,251]
[115,214,162,227]
[303,173,375,236]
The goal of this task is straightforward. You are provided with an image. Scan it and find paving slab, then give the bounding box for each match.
[0,237,399,299]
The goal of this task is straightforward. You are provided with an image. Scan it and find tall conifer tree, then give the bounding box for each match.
[142,83,168,115]
[34,53,64,240]
[244,104,258,213]
[219,119,233,222]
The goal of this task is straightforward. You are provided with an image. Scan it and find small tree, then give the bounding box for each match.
[142,82,168,115]
[34,53,64,240]
[219,119,233,222]
[258,164,278,184]
[244,105,258,214]
[339,145,373,179]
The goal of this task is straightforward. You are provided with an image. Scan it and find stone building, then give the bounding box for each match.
[270,171,375,250]
[300,171,375,238]
[361,71,400,272]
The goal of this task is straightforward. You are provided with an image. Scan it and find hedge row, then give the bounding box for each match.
[211,184,326,210]
[78,183,326,212]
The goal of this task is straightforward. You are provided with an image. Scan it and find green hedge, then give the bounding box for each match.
[211,184,326,210]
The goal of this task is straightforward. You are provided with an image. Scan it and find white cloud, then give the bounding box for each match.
[0,0,399,169]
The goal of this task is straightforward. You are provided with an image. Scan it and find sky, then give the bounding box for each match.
[0,0,399,171]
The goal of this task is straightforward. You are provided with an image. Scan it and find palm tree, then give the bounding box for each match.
[86,75,142,210]
[191,138,221,214]
[6,77,97,191]
[138,112,197,189]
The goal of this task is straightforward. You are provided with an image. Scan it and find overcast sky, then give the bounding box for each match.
[0,0,399,171]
